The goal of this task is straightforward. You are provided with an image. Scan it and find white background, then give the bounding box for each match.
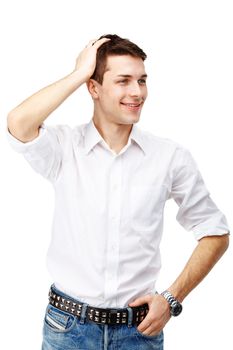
[0,0,232,349]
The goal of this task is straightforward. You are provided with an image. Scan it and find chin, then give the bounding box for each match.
[115,114,140,125]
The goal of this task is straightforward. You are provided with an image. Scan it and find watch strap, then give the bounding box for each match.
[161,290,182,316]
[161,290,177,306]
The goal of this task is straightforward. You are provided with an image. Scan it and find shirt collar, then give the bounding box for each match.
[83,118,148,156]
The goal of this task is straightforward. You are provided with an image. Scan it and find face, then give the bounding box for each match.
[90,55,148,126]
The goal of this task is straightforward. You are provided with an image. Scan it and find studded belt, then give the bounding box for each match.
[48,288,149,326]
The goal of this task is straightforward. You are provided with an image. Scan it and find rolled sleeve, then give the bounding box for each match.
[6,123,62,183]
[170,147,230,240]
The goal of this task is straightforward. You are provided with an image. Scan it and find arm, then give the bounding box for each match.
[167,234,229,301]
[7,38,110,142]
[129,233,229,336]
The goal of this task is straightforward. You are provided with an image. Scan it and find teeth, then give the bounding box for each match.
[125,103,140,107]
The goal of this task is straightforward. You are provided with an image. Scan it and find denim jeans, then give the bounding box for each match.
[42,285,164,350]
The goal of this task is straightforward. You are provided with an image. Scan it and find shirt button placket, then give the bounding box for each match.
[104,155,122,303]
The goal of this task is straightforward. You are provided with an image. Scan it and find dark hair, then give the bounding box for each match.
[91,34,147,84]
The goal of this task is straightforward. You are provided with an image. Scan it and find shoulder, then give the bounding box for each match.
[139,126,186,154]
[138,126,196,169]
[42,122,87,143]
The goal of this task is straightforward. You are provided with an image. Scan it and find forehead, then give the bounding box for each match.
[104,55,146,78]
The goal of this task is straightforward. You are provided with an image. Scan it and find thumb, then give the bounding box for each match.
[129,294,151,307]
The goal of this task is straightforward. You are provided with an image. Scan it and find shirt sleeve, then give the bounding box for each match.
[6,123,63,183]
[170,146,230,240]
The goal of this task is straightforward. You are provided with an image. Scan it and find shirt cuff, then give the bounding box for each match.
[192,212,230,240]
[6,123,48,153]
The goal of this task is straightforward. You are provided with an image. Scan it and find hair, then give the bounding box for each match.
[90,34,147,84]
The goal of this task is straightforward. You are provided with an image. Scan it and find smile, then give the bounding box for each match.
[120,102,142,111]
[121,103,141,107]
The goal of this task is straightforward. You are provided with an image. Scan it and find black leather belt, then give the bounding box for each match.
[48,288,149,326]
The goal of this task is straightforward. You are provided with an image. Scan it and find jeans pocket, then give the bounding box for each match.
[44,304,77,333]
[134,326,164,340]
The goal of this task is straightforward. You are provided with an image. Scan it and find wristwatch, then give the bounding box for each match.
[161,290,183,316]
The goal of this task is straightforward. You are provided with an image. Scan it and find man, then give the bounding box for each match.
[7,34,229,350]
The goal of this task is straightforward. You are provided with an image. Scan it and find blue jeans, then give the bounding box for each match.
[42,285,164,350]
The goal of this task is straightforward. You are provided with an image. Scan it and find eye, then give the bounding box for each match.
[138,79,146,85]
[118,79,128,84]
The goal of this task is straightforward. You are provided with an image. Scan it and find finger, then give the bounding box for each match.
[139,323,155,336]
[85,39,98,48]
[137,312,154,332]
[142,325,160,337]
[93,37,111,47]
[129,294,151,307]
[137,319,152,333]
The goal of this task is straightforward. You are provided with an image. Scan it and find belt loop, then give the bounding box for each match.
[127,307,133,328]
[80,303,88,324]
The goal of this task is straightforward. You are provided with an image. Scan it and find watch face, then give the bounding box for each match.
[171,303,183,316]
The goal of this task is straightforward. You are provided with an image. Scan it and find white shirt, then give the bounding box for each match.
[7,119,229,308]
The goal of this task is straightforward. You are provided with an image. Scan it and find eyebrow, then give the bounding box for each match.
[116,74,148,78]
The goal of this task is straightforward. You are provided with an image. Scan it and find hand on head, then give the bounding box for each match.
[74,37,111,81]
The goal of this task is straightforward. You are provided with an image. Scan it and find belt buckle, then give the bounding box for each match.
[109,309,119,324]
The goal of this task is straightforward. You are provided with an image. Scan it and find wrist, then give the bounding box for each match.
[160,290,183,317]
[69,69,89,87]
[166,286,186,303]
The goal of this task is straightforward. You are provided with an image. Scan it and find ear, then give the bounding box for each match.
[86,79,100,100]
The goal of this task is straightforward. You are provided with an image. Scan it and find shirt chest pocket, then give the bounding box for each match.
[129,184,168,229]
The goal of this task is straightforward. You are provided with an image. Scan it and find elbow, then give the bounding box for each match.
[7,110,40,142]
[199,233,230,256]
[7,109,24,133]
[7,110,17,128]
[214,233,230,257]
[222,233,230,252]
[7,107,24,125]
[7,111,24,139]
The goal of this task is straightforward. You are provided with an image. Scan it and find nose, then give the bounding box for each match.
[128,82,142,98]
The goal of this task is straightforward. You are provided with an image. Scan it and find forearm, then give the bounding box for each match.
[7,38,111,142]
[7,69,86,141]
[167,234,229,302]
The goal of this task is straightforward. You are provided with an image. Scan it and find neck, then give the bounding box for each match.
[92,116,133,154]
